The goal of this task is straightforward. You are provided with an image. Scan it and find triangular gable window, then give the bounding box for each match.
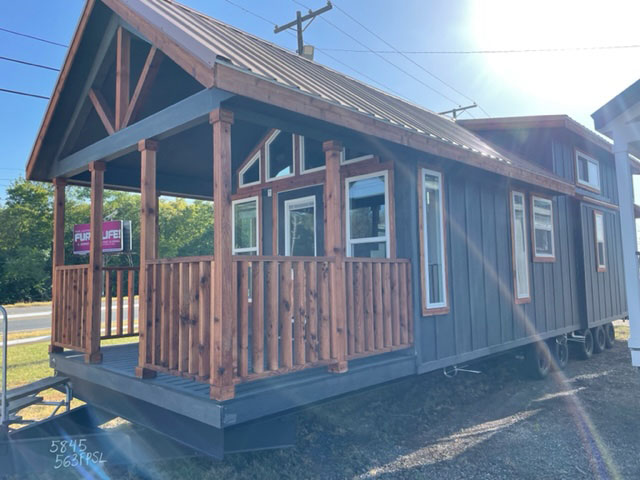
[239,151,261,187]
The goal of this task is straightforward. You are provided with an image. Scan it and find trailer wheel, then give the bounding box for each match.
[592,326,606,354]
[549,336,568,370]
[524,342,551,379]
[576,329,594,360]
[604,323,615,349]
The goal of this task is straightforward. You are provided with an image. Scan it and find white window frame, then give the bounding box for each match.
[421,168,447,310]
[238,150,261,187]
[265,129,295,181]
[510,191,531,302]
[345,170,390,258]
[594,210,607,272]
[531,195,555,261]
[232,196,259,255]
[575,150,601,192]
[299,136,326,173]
[341,148,374,165]
[284,195,317,256]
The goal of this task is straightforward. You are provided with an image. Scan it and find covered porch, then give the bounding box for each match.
[47,84,414,401]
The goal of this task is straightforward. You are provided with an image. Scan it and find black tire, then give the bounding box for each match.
[604,323,615,349]
[548,336,569,370]
[592,326,606,354]
[524,342,551,379]
[576,329,594,360]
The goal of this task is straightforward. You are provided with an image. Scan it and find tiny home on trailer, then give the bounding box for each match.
[11,0,627,459]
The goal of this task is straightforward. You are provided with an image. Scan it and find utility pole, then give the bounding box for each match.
[438,103,477,120]
[274,1,333,59]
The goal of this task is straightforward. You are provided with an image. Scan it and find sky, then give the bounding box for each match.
[1,0,640,200]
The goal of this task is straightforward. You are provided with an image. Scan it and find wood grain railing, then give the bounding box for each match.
[102,266,139,339]
[138,255,414,388]
[344,259,413,359]
[52,265,89,351]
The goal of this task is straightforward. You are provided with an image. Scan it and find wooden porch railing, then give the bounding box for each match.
[51,265,139,352]
[344,259,413,359]
[102,266,139,339]
[52,265,89,351]
[138,255,414,387]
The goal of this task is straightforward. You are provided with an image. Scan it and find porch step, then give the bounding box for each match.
[7,395,43,414]
[6,376,69,402]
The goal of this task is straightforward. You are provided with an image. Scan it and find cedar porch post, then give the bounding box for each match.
[135,139,159,378]
[49,178,66,354]
[210,108,235,401]
[85,161,105,363]
[323,140,348,373]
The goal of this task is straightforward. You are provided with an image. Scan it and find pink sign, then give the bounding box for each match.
[73,220,124,255]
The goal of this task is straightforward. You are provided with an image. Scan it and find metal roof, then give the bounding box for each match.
[113,0,570,188]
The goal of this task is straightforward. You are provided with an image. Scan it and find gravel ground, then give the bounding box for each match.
[113,323,639,479]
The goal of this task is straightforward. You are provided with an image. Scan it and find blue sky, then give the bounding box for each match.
[1,0,640,199]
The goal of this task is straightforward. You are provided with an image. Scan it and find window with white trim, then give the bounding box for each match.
[346,171,389,258]
[341,147,374,165]
[594,211,606,271]
[531,196,555,260]
[511,191,530,301]
[421,168,447,309]
[285,196,317,256]
[238,151,260,187]
[300,136,325,172]
[265,130,294,180]
[576,151,600,192]
[232,197,259,255]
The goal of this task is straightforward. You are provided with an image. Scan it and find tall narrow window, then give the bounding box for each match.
[232,197,259,255]
[531,195,555,261]
[346,171,389,258]
[285,196,317,256]
[420,168,447,312]
[594,210,606,272]
[576,151,601,192]
[511,191,530,302]
[266,130,294,180]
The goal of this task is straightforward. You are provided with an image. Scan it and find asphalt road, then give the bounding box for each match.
[2,302,139,334]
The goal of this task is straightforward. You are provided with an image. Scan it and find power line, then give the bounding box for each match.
[0,88,49,100]
[0,55,60,72]
[0,26,68,48]
[290,0,461,107]
[221,0,407,96]
[330,1,486,116]
[316,44,640,55]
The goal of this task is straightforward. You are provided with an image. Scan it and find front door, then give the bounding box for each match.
[277,186,324,256]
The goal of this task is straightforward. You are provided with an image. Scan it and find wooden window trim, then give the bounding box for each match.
[345,169,391,259]
[593,209,607,272]
[510,190,531,304]
[231,195,261,256]
[417,165,449,316]
[575,148,601,193]
[530,193,556,263]
[265,129,295,182]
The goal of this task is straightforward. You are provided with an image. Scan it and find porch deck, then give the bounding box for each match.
[51,342,416,429]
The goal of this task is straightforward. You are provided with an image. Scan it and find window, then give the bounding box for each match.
[576,151,600,192]
[510,191,530,302]
[232,197,259,255]
[531,196,555,261]
[594,211,606,272]
[285,196,317,256]
[346,171,389,258]
[420,168,447,312]
[238,151,260,187]
[341,147,374,165]
[300,136,325,172]
[266,130,294,180]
